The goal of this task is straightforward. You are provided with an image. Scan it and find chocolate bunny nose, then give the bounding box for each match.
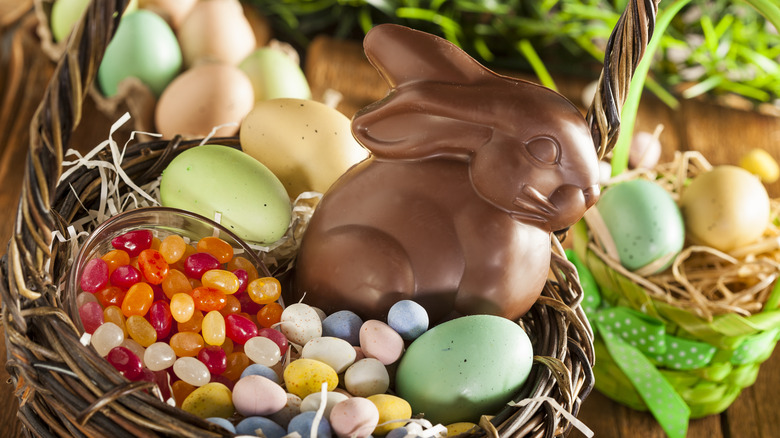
[583,184,600,208]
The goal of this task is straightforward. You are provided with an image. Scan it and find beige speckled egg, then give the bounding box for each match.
[155,63,254,139]
[176,0,256,67]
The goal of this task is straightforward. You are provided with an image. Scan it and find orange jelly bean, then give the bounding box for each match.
[202,269,240,295]
[257,302,284,329]
[178,309,204,333]
[151,237,162,251]
[202,310,226,346]
[95,285,125,308]
[222,351,251,381]
[197,236,234,264]
[188,278,202,290]
[126,315,157,347]
[219,294,241,317]
[103,305,127,336]
[138,249,169,285]
[247,277,282,305]
[221,337,234,355]
[170,331,205,357]
[162,269,192,299]
[172,245,198,272]
[170,293,195,323]
[121,282,154,317]
[227,256,259,282]
[192,286,227,312]
[101,250,130,276]
[171,380,196,407]
[159,234,187,264]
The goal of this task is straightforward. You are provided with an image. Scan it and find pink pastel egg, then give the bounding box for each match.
[359,320,404,365]
[232,375,287,416]
[329,397,380,438]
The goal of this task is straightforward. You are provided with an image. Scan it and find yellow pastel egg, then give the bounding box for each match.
[181,382,234,418]
[739,148,780,183]
[283,358,338,399]
[446,422,478,436]
[367,394,412,436]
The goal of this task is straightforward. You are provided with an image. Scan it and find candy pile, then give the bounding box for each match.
[77,228,474,438]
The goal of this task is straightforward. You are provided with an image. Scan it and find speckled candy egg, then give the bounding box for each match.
[283,359,339,399]
[395,315,533,425]
[359,320,404,365]
[595,179,685,274]
[181,382,234,418]
[280,303,323,346]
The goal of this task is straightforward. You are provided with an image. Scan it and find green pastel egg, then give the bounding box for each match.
[595,179,685,273]
[239,48,312,102]
[160,144,292,244]
[395,315,533,425]
[97,9,181,97]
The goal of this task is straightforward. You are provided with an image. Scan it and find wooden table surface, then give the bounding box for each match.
[3,6,780,438]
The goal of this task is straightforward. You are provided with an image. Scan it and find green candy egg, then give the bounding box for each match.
[595,179,685,273]
[160,145,292,244]
[395,315,533,425]
[97,9,181,97]
[239,48,312,102]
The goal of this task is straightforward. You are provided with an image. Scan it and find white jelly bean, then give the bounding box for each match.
[244,336,282,367]
[144,342,177,371]
[173,356,211,386]
[91,322,125,356]
[302,336,357,373]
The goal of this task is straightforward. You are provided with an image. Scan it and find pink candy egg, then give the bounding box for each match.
[329,397,380,438]
[359,320,404,365]
[232,375,288,417]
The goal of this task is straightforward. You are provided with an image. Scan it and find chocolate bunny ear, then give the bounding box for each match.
[353,24,496,160]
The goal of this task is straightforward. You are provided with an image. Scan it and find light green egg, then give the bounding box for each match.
[160,145,292,244]
[239,47,312,102]
[395,315,533,425]
[97,9,181,97]
[51,0,138,42]
[595,179,685,273]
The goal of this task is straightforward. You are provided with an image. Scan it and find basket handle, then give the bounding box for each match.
[8,0,129,302]
[587,0,661,159]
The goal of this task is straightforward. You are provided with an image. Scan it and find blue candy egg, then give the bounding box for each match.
[322,310,363,346]
[387,300,429,340]
[206,417,236,433]
[288,411,333,438]
[236,417,286,438]
[241,363,281,384]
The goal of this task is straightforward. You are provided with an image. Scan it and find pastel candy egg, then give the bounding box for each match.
[268,393,303,428]
[359,320,404,365]
[160,144,291,244]
[236,417,286,438]
[240,363,281,384]
[181,382,234,418]
[329,397,380,438]
[280,303,323,346]
[302,336,357,373]
[239,47,312,102]
[395,315,533,425]
[595,179,684,274]
[740,148,780,183]
[387,300,429,341]
[206,417,236,433]
[300,391,350,418]
[283,359,338,399]
[343,358,390,397]
[288,411,332,438]
[367,394,412,436]
[232,375,288,416]
[322,310,363,346]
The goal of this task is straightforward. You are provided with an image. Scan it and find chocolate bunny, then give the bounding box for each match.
[293,24,600,322]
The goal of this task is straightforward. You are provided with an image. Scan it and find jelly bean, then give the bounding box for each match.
[280,303,322,346]
[188,278,202,290]
[198,345,227,375]
[227,256,259,282]
[178,310,204,333]
[106,346,143,379]
[197,236,234,264]
[174,356,211,386]
[218,294,241,317]
[300,391,349,418]
[95,285,126,308]
[138,249,169,285]
[244,336,281,367]
[344,358,390,397]
[232,269,249,294]
[207,417,236,433]
[91,322,125,356]
[162,269,192,299]
[235,291,261,314]
[101,249,130,276]
[202,269,240,295]
[302,337,356,374]
[152,368,172,403]
[144,342,177,371]
[121,338,147,363]
[203,310,226,346]
[240,363,281,384]
[148,300,173,339]
[170,293,195,323]
[173,244,198,272]
[221,337,234,355]
[79,301,104,334]
[222,351,251,381]
[182,382,235,418]
[170,331,205,357]
[247,277,281,305]
[193,286,228,312]
[236,417,286,438]
[232,375,287,417]
[80,258,109,293]
[288,411,333,438]
[225,313,259,344]
[283,359,338,399]
[126,315,158,347]
[359,320,404,365]
[268,393,303,429]
[257,302,284,329]
[103,305,127,336]
[121,282,154,317]
[329,397,380,438]
[112,229,153,257]
[159,234,187,264]
[111,264,143,290]
[367,394,412,436]
[322,310,363,346]
[387,300,429,341]
[151,283,167,302]
[76,291,98,308]
[172,380,197,408]
[258,327,289,356]
[184,252,220,280]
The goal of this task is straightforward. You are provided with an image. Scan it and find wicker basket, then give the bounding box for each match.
[0,0,659,436]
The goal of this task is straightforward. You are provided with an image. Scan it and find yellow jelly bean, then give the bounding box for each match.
[159,234,187,264]
[126,315,157,347]
[181,382,235,419]
[247,276,282,305]
[103,305,127,337]
[283,358,338,399]
[740,148,780,183]
[170,293,195,323]
[202,310,226,346]
[367,394,412,436]
[202,269,240,294]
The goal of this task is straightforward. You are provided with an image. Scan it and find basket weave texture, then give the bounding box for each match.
[0,0,659,436]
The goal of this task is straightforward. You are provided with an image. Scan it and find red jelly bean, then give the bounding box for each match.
[149,300,173,339]
[152,369,172,401]
[225,313,259,344]
[78,301,104,334]
[235,291,261,315]
[110,265,143,289]
[232,269,249,294]
[258,327,289,356]
[192,287,227,312]
[151,283,166,302]
[94,286,126,308]
[138,249,169,285]
[80,258,109,293]
[135,367,156,383]
[184,252,220,280]
[112,229,153,257]
[198,345,227,375]
[106,346,143,379]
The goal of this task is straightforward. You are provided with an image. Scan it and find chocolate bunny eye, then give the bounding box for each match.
[525,136,561,165]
